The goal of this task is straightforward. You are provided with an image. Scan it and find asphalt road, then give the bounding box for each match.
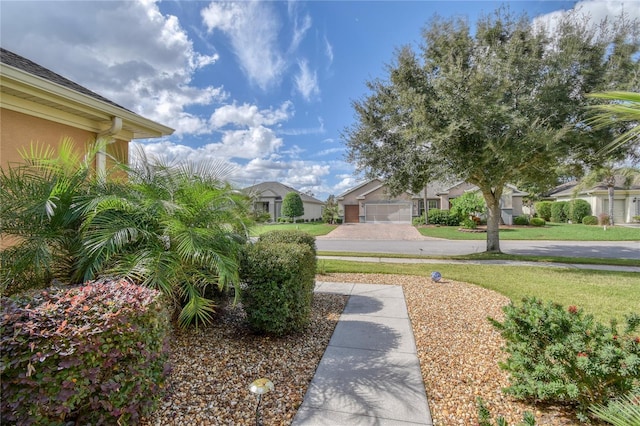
[316,239,640,261]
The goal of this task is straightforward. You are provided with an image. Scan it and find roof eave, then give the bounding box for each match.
[1,63,174,139]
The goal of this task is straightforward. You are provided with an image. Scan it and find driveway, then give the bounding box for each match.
[318,223,428,241]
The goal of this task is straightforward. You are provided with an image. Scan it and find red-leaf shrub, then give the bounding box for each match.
[1,278,171,425]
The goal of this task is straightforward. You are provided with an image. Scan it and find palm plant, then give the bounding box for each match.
[0,139,97,294]
[587,91,640,155]
[79,149,252,326]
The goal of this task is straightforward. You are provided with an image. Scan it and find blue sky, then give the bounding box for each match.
[2,1,636,200]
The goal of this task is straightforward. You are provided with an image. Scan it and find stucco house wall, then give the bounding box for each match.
[1,48,173,173]
[339,179,527,224]
[244,181,324,222]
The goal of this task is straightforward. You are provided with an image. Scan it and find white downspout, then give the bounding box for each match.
[96,116,122,180]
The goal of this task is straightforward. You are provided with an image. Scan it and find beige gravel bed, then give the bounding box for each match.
[143,273,580,425]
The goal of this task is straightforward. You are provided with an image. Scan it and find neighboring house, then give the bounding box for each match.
[548,178,640,224]
[0,48,173,172]
[337,179,527,224]
[244,181,324,222]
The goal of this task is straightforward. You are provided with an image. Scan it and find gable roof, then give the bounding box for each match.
[244,181,324,204]
[0,48,173,139]
[549,176,640,197]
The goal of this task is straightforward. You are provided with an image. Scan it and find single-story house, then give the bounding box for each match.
[0,47,174,173]
[337,178,527,224]
[548,177,640,224]
[244,181,324,222]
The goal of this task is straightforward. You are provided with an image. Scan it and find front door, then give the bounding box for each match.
[344,205,359,223]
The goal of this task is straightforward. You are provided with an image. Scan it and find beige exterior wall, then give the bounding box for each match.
[1,108,128,172]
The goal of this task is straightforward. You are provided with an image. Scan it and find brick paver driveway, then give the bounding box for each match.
[317,223,427,240]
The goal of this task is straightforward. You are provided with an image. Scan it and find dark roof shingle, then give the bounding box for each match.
[1,47,131,112]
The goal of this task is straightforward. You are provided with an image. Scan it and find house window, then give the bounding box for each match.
[418,200,439,215]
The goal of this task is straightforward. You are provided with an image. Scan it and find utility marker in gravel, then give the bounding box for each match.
[293,281,433,425]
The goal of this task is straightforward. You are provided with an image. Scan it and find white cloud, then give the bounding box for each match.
[533,0,640,37]
[315,147,345,157]
[0,0,221,136]
[201,1,286,90]
[290,12,312,53]
[214,126,284,159]
[279,117,325,136]
[210,102,294,128]
[324,34,334,65]
[295,59,320,101]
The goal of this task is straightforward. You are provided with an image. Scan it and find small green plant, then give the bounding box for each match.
[513,215,529,226]
[461,217,478,229]
[589,391,640,426]
[489,298,640,420]
[413,214,426,226]
[530,217,545,227]
[477,398,536,425]
[583,215,598,225]
[1,279,170,425]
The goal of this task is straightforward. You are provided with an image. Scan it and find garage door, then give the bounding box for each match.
[364,203,412,223]
[603,199,626,224]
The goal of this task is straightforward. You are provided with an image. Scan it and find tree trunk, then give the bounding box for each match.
[480,187,502,253]
[423,183,428,224]
[608,185,615,226]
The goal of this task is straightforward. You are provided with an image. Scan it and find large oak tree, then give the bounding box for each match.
[344,9,639,252]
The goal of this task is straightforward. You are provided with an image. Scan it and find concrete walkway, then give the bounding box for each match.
[292,282,432,426]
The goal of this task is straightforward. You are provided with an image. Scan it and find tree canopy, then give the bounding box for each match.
[344,8,639,252]
[282,192,304,221]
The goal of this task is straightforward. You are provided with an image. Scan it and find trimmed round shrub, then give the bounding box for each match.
[534,201,553,221]
[567,199,592,223]
[240,240,316,335]
[412,215,426,226]
[513,215,529,226]
[530,217,545,227]
[550,201,568,223]
[582,215,598,225]
[258,229,316,255]
[1,279,170,425]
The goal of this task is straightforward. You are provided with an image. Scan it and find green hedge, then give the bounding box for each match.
[582,215,598,225]
[240,239,316,336]
[428,209,461,226]
[567,199,592,223]
[550,201,569,223]
[0,279,170,425]
[513,215,529,226]
[258,230,316,255]
[534,201,553,221]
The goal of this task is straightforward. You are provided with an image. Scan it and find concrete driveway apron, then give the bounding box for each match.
[318,224,426,241]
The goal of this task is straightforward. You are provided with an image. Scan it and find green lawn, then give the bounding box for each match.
[318,251,640,268]
[417,222,640,241]
[319,260,640,323]
[250,222,337,237]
